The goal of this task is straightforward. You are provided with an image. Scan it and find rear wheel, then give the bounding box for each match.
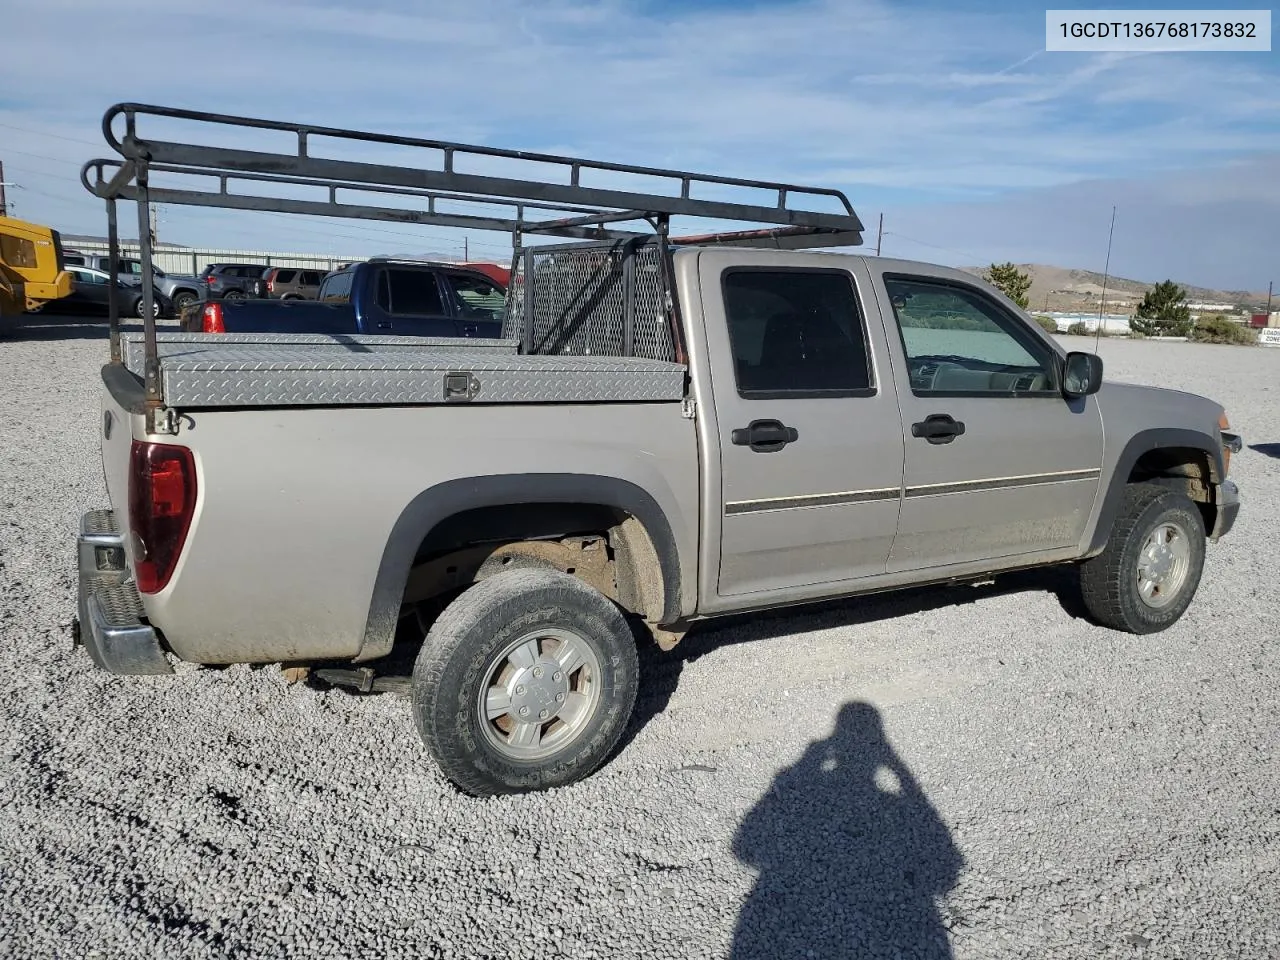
[171,290,197,314]
[412,567,639,796]
[1079,483,1206,634]
[223,290,246,301]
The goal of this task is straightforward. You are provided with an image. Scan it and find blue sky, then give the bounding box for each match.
[1,0,1276,289]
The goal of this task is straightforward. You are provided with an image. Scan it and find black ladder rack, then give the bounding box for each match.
[79,102,866,421]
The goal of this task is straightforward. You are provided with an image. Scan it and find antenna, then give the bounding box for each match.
[1093,206,1117,352]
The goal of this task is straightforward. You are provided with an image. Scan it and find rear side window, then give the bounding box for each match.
[386,269,444,315]
[300,271,321,285]
[275,269,297,283]
[445,272,506,321]
[319,271,353,302]
[722,269,873,398]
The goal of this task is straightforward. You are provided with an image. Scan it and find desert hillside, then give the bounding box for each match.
[960,264,1271,314]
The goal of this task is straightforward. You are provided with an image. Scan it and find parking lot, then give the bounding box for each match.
[1,319,1278,959]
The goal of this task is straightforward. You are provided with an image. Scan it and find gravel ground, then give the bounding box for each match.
[2,317,1278,959]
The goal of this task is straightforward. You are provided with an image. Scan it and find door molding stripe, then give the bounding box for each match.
[725,487,901,515]
[725,468,1101,514]
[904,468,1101,499]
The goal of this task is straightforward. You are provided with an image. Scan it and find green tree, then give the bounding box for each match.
[983,262,1032,309]
[1130,280,1192,337]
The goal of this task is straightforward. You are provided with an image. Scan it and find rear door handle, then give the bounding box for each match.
[911,414,965,444]
[462,324,479,336]
[376,321,393,330]
[731,419,799,453]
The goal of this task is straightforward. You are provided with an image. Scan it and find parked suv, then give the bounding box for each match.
[263,267,326,300]
[198,263,268,300]
[62,251,209,314]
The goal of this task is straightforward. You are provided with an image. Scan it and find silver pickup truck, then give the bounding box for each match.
[75,104,1242,796]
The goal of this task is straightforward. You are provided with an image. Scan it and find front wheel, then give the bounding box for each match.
[222,290,246,301]
[412,567,639,796]
[171,290,197,315]
[1079,483,1207,634]
[132,296,162,320]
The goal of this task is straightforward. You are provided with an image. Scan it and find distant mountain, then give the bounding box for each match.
[960,263,1272,314]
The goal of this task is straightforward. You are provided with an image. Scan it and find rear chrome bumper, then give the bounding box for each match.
[1210,479,1240,542]
[74,509,173,675]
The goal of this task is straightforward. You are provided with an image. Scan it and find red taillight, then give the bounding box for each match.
[201,302,224,333]
[128,441,197,594]
[267,278,276,293]
[204,275,216,284]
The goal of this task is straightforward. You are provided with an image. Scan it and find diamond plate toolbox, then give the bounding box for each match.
[124,341,686,407]
[120,332,519,373]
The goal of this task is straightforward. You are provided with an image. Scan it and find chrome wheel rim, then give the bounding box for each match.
[477,627,602,761]
[1136,521,1192,609]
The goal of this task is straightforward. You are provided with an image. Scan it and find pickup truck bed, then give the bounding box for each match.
[119,333,686,407]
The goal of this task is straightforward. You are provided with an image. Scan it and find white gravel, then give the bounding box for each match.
[2,318,1278,959]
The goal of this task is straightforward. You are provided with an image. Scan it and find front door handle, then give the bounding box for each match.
[462,323,479,336]
[731,419,799,453]
[911,414,965,444]
[376,321,393,330]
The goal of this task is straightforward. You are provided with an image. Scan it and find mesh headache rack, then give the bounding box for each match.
[80,103,866,418]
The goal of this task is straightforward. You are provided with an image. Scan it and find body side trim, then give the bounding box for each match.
[904,468,1101,499]
[725,487,900,514]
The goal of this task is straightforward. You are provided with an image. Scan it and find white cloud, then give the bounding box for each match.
[0,0,1275,285]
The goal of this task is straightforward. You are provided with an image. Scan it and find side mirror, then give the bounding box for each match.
[1062,351,1103,399]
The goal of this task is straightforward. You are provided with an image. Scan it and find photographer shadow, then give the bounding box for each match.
[731,702,962,960]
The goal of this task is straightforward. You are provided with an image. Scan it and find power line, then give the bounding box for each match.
[3,147,87,167]
[0,120,102,148]
[881,230,988,265]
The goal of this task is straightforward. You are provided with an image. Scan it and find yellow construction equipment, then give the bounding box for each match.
[1,215,74,318]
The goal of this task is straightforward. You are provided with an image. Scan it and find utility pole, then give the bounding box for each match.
[1267,280,1273,316]
[0,161,8,217]
[464,236,469,260]
[875,214,883,256]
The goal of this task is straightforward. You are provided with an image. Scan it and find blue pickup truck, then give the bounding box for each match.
[182,258,508,337]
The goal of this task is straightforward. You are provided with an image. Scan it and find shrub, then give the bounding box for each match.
[1067,321,1089,336]
[1032,315,1058,334]
[1189,316,1257,345]
[1131,280,1193,337]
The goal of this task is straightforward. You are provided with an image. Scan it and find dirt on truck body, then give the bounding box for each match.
[73,103,1241,796]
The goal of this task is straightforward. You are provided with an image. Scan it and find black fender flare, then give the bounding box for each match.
[1085,427,1224,555]
[356,473,683,661]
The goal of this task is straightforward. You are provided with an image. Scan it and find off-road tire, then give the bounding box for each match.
[412,567,639,796]
[222,289,246,301]
[1079,482,1206,634]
